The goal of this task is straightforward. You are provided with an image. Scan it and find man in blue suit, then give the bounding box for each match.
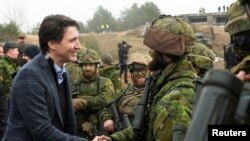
[2,14,88,141]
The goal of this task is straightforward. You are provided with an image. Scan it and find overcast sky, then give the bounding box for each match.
[0,0,236,31]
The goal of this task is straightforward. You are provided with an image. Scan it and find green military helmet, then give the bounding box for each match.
[224,0,250,35]
[143,15,195,56]
[128,52,152,72]
[77,46,87,59]
[100,53,113,65]
[188,42,215,70]
[151,15,195,40]
[78,48,100,64]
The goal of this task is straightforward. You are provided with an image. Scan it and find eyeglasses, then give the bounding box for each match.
[132,69,148,78]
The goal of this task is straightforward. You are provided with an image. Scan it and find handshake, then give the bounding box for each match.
[92,135,112,141]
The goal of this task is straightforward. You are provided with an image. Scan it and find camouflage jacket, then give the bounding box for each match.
[230,55,250,75]
[99,65,122,91]
[72,75,116,136]
[0,56,19,98]
[65,62,82,86]
[117,84,144,120]
[110,58,196,141]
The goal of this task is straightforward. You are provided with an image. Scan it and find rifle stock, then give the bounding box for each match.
[123,114,131,128]
[184,70,243,141]
[235,82,250,124]
[132,75,154,141]
[110,102,123,131]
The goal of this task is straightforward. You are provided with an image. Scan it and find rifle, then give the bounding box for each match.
[132,70,160,141]
[109,102,124,131]
[235,82,250,124]
[192,77,204,115]
[122,114,131,128]
[184,70,243,141]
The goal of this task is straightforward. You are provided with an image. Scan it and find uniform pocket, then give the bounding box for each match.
[153,107,173,141]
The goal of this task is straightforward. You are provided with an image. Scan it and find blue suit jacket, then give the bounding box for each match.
[2,53,88,141]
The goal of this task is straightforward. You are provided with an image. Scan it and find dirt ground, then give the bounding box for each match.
[26,24,228,70]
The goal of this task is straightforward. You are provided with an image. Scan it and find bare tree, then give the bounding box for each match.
[0,0,27,32]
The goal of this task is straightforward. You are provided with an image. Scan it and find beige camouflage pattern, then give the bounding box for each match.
[118,85,144,117]
[127,52,152,66]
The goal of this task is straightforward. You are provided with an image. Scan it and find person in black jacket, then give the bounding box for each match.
[118,41,132,83]
[2,14,88,141]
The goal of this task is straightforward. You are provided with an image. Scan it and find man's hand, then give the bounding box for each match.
[72,98,88,111]
[82,121,93,136]
[103,119,115,133]
[236,71,250,81]
[92,135,112,141]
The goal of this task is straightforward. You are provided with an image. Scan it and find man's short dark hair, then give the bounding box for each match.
[121,41,126,45]
[23,44,41,59]
[38,14,80,53]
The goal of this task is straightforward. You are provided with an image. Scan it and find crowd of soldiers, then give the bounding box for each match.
[0,35,41,139]
[0,0,249,140]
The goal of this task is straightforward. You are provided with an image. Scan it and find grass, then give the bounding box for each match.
[26,25,228,63]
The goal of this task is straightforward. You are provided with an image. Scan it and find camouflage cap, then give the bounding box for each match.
[128,52,152,71]
[151,15,195,40]
[78,48,100,64]
[224,0,250,35]
[101,53,113,65]
[188,42,215,70]
[143,15,195,56]
[128,52,152,66]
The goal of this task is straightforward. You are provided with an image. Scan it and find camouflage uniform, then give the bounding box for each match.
[0,56,19,98]
[99,53,122,92]
[224,0,250,75]
[182,2,250,139]
[110,15,196,141]
[187,42,215,77]
[66,46,86,85]
[71,49,116,139]
[116,53,152,123]
[187,42,215,114]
